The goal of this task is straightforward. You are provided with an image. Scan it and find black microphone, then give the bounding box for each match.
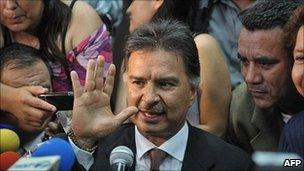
[110,146,134,171]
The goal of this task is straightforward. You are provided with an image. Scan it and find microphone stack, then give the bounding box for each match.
[0,125,21,171]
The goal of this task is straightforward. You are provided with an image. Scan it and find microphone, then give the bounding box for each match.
[110,146,134,171]
[31,138,76,171]
[0,129,20,153]
[0,151,21,171]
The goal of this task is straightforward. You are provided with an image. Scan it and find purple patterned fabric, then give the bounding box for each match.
[51,24,112,92]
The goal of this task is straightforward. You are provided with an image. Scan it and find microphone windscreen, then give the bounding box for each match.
[32,138,75,171]
[0,151,20,171]
[0,129,20,153]
[110,146,134,167]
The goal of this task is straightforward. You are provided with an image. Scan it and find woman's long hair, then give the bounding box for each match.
[37,0,72,84]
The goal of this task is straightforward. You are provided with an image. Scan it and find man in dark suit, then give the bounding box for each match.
[229,0,304,154]
[68,20,252,170]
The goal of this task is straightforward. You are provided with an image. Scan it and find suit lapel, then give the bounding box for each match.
[93,124,137,171]
[250,107,283,151]
[182,125,215,170]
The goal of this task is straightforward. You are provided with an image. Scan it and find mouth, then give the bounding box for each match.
[140,109,164,115]
[249,89,268,98]
[7,15,24,24]
[138,110,165,123]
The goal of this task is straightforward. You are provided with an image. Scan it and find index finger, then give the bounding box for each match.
[28,96,57,112]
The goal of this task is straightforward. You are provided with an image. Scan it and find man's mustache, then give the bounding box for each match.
[247,85,268,93]
[138,102,165,114]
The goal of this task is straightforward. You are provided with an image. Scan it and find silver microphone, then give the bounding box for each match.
[110,146,134,171]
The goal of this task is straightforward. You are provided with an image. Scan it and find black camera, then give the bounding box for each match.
[38,92,74,110]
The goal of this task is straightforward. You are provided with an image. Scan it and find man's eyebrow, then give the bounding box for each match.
[128,75,145,80]
[254,56,279,63]
[156,77,179,83]
[128,75,179,83]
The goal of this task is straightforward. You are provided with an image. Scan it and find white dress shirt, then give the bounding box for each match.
[70,122,189,171]
[135,122,188,170]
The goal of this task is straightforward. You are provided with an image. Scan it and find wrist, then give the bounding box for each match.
[67,129,98,152]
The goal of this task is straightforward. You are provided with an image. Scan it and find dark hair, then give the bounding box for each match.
[124,19,200,87]
[239,0,303,31]
[0,43,51,76]
[2,0,72,82]
[38,0,72,78]
[284,5,304,56]
[151,0,193,25]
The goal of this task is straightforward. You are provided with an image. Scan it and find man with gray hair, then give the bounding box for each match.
[229,0,304,154]
[68,20,252,170]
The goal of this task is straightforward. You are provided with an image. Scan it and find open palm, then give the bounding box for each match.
[70,56,138,142]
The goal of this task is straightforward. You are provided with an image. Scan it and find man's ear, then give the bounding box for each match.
[152,0,164,11]
[188,86,197,107]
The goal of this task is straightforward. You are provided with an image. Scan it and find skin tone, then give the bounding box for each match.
[194,34,230,137]
[0,61,52,132]
[71,56,138,147]
[292,26,304,97]
[127,0,163,32]
[0,0,43,33]
[0,0,102,128]
[127,50,196,146]
[71,50,196,147]
[238,28,302,112]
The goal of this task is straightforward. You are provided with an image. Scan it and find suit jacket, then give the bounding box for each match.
[90,123,253,171]
[229,83,284,154]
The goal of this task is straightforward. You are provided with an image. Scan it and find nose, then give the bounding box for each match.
[244,63,262,85]
[126,4,132,16]
[141,84,160,107]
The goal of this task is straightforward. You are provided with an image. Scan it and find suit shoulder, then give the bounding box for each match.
[230,82,255,122]
[191,127,253,169]
[98,123,134,147]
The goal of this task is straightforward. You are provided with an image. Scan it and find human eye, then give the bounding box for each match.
[259,59,272,66]
[158,81,176,90]
[257,57,277,69]
[295,55,304,64]
[132,80,145,88]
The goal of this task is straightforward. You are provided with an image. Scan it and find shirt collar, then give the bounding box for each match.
[135,122,189,162]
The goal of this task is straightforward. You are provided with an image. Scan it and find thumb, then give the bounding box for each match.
[26,86,48,95]
[115,106,138,124]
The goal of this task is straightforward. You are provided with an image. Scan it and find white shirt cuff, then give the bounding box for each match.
[68,137,94,170]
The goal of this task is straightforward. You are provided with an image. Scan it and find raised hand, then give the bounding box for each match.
[71,56,138,144]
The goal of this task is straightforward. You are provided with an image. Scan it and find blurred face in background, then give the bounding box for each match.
[292,26,304,97]
[0,0,43,32]
[127,0,163,32]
